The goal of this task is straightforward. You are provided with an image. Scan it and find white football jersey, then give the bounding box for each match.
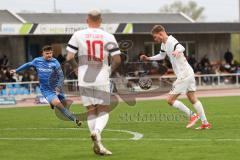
[66,28,121,86]
[150,35,194,79]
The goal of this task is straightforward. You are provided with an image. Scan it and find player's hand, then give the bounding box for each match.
[172,51,181,57]
[140,55,150,61]
[10,69,16,75]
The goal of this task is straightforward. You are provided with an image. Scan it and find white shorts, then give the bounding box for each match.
[79,85,110,107]
[169,75,196,95]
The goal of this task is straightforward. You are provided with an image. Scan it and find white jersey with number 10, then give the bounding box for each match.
[66,28,121,86]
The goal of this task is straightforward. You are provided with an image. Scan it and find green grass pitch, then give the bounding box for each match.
[0,96,240,160]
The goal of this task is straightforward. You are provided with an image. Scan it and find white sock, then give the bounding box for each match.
[94,112,109,134]
[193,101,208,124]
[172,100,194,118]
[87,114,97,134]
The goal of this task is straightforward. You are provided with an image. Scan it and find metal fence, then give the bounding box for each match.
[0,73,239,96]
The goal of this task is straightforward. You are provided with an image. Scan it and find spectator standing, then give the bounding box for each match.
[224,49,233,65]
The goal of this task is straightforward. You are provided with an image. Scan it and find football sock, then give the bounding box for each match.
[193,100,208,124]
[56,105,76,122]
[94,112,109,134]
[87,114,97,133]
[172,100,194,118]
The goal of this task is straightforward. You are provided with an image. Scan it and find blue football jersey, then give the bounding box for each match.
[16,57,64,91]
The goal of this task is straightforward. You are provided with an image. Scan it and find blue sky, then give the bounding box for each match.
[0,0,239,22]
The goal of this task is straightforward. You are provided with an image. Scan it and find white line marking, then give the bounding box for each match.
[0,128,82,131]
[2,128,239,142]
[105,129,143,140]
[134,138,240,142]
[0,137,240,142]
[0,128,144,141]
[0,138,134,141]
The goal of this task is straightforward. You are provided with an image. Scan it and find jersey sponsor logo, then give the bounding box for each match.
[38,68,52,72]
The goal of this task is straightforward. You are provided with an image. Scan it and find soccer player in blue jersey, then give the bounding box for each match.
[10,45,81,126]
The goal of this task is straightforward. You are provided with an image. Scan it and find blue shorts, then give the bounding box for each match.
[42,91,66,104]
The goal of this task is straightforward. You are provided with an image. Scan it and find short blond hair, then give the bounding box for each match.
[151,25,165,34]
[88,9,102,22]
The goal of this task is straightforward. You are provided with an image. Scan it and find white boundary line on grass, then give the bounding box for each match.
[104,129,143,140]
[1,128,240,142]
[0,138,240,142]
[0,128,143,141]
[138,138,240,142]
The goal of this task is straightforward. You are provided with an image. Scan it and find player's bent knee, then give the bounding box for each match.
[166,97,174,106]
[190,99,198,104]
[167,101,174,106]
[188,96,198,104]
[51,99,61,107]
[97,105,110,113]
[87,106,97,115]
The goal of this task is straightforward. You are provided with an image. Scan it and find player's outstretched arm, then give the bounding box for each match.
[172,42,185,57]
[142,51,167,61]
[140,54,150,61]
[15,62,33,73]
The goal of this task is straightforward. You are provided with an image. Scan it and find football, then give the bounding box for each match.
[138,77,152,90]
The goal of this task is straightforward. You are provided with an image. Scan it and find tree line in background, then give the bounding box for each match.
[159,1,205,21]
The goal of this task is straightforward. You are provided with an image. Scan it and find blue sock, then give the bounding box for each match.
[57,107,76,122]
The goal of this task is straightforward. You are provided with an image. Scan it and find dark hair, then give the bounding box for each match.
[42,45,53,52]
[151,25,165,34]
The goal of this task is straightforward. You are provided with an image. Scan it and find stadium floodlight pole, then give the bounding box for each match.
[238,0,240,22]
[53,0,57,13]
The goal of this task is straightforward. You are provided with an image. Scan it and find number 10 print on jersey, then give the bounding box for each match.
[86,40,103,61]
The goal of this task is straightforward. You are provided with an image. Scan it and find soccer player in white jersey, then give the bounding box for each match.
[66,10,121,155]
[140,25,211,129]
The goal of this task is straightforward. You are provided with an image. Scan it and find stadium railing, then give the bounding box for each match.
[0,73,239,97]
[111,73,240,93]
